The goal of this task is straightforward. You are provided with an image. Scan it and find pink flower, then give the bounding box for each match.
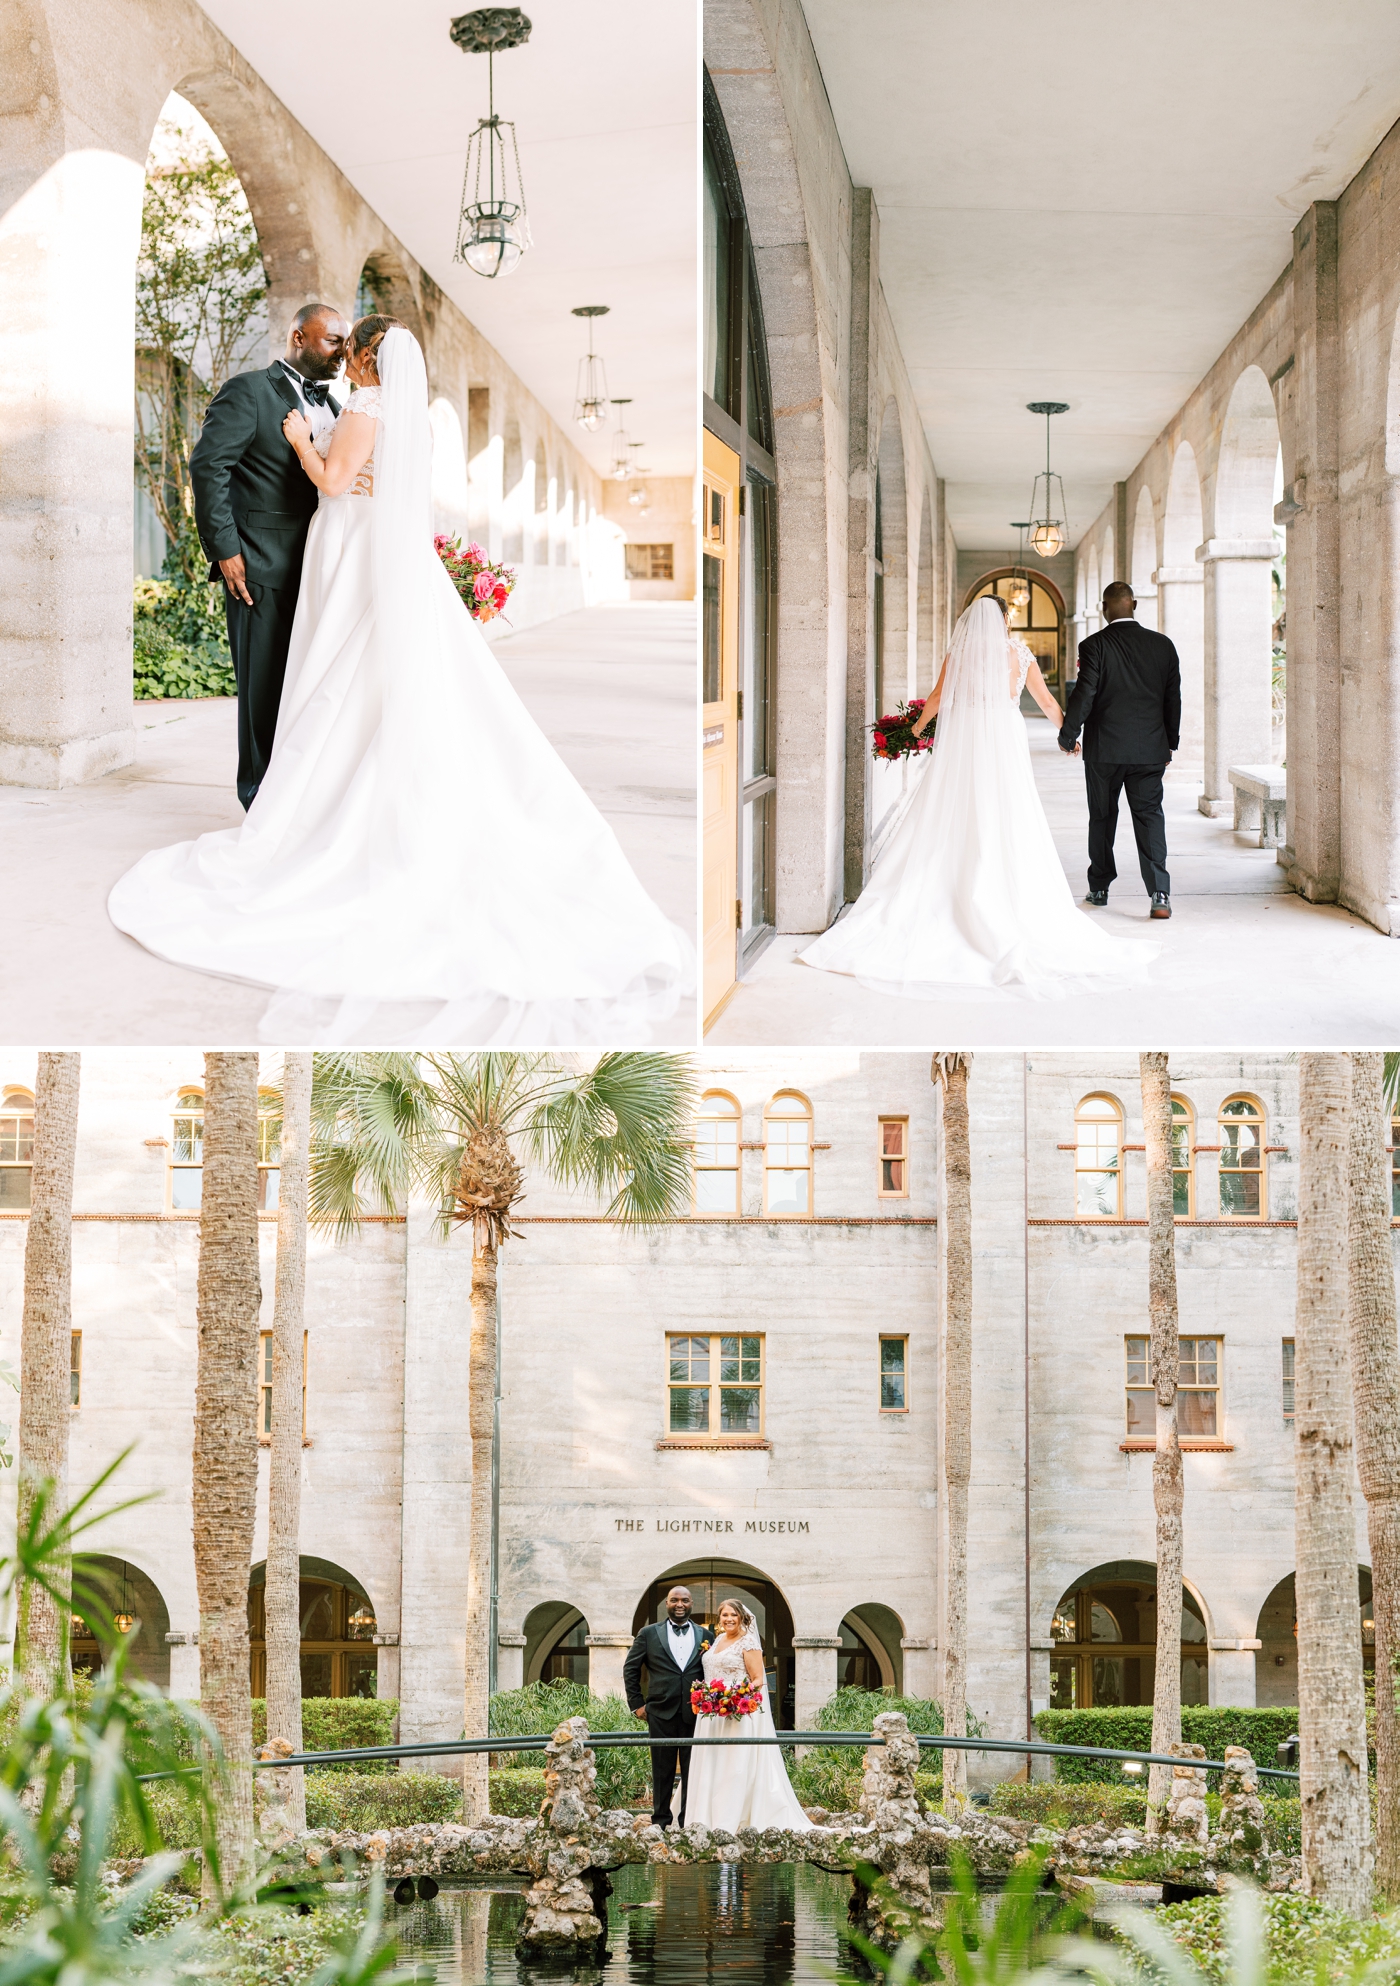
[465,542,487,563]
[473,572,495,601]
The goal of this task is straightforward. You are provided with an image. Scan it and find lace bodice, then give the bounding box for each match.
[313,385,381,498]
[702,1629,763,1684]
[1011,637,1034,699]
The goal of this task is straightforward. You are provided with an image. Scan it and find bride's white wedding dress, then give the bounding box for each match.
[108,329,692,1044]
[799,597,1158,1000]
[684,1630,811,1833]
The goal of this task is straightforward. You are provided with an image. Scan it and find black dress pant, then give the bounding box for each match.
[222,538,308,810]
[645,1708,695,1825]
[1085,761,1170,897]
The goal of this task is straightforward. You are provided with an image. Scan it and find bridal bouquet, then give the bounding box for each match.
[434,534,517,625]
[691,1677,765,1719]
[871,698,934,761]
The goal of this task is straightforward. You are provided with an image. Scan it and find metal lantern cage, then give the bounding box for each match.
[450,8,534,279]
[1026,400,1070,559]
[609,399,635,482]
[571,305,611,431]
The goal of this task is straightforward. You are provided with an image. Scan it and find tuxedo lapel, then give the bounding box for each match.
[266,363,300,415]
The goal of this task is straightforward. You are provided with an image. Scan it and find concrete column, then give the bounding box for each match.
[792,1635,840,1727]
[1208,1639,1261,1707]
[497,1632,526,1693]
[844,188,878,902]
[1114,483,1129,583]
[2,149,140,786]
[1196,540,1275,815]
[1154,565,1205,777]
[585,1633,632,1704]
[1068,613,1089,685]
[900,1635,935,1701]
[166,1634,200,1700]
[1135,582,1158,633]
[1282,201,1341,902]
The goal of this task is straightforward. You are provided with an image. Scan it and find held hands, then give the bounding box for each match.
[1059,741,1081,756]
[282,409,313,452]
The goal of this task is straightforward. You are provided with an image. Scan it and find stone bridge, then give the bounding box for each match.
[268,1716,1277,1963]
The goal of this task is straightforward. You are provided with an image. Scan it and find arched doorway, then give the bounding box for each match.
[247,1556,378,1699]
[633,1559,796,1727]
[1131,486,1158,631]
[523,1602,591,1686]
[1202,365,1281,812]
[965,569,1066,701]
[71,1556,171,1687]
[839,1604,905,1692]
[1049,1560,1208,1709]
[1254,1568,1373,1707]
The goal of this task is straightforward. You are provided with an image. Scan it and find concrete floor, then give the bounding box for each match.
[709,715,1400,1047]
[0,603,697,1047]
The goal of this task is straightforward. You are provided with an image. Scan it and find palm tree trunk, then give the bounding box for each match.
[16,1053,80,1698]
[1347,1050,1400,1900]
[462,1229,498,1823]
[1140,1053,1182,1835]
[265,1052,311,1834]
[192,1052,263,1897]
[1295,1052,1371,1913]
[934,1054,971,1812]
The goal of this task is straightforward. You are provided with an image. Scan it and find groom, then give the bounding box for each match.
[623,1587,714,1828]
[1058,580,1182,920]
[189,302,351,808]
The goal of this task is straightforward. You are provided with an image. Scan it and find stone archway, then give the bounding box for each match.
[71,1554,172,1688]
[1047,1559,1210,1710]
[1254,1567,1372,1708]
[916,488,934,696]
[1200,366,1280,813]
[351,246,424,343]
[1160,440,1206,774]
[633,1557,797,1727]
[1131,485,1158,630]
[247,1554,380,1700]
[856,399,912,887]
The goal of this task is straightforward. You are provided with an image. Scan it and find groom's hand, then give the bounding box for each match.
[219,554,253,607]
[633,1706,648,1721]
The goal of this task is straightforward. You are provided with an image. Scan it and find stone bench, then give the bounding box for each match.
[1228,764,1286,848]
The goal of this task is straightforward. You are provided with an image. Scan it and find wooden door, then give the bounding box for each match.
[702,430,741,1025]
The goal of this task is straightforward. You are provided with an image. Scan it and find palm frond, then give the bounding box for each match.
[522,1052,697,1224]
[1383,1052,1400,1119]
[308,1052,435,1238]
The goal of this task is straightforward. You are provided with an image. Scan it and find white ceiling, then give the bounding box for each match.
[197,0,698,479]
[799,0,1400,549]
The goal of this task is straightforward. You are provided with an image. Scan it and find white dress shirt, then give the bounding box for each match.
[279,362,338,447]
[665,1619,697,1668]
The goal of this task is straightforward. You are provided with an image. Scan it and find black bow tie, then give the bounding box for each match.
[299,379,332,407]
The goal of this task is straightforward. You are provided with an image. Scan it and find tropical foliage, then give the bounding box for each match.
[488,1681,650,1809]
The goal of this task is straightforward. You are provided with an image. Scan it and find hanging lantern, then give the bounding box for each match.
[1026,401,1070,560]
[348,1602,377,1639]
[609,399,634,481]
[114,1613,135,1636]
[450,9,533,279]
[571,305,610,431]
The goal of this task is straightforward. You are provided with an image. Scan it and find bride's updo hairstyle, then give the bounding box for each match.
[717,1598,758,1635]
[350,314,406,383]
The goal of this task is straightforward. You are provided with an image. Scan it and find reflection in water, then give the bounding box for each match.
[390,1862,857,1985]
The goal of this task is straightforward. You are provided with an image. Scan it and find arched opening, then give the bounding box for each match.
[840,1603,906,1693]
[1099,529,1115,609]
[532,438,549,564]
[0,1087,35,1210]
[352,249,423,343]
[1161,439,1206,772]
[1254,1568,1373,1707]
[247,1556,378,1699]
[693,1089,742,1215]
[965,569,1065,699]
[1131,486,1158,630]
[71,1556,171,1687]
[633,1560,796,1727]
[1086,546,1101,637]
[1050,1560,1208,1709]
[916,490,934,697]
[1203,367,1281,808]
[428,398,470,538]
[1074,1092,1124,1218]
[502,419,524,563]
[874,402,909,722]
[523,1601,590,1686]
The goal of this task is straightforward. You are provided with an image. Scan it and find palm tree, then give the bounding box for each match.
[932,1053,971,1813]
[1295,1052,1370,1913]
[16,1053,81,1698]
[1139,1053,1183,1835]
[264,1052,312,1834]
[191,1052,262,1895]
[1347,1050,1400,1900]
[310,1051,697,1823]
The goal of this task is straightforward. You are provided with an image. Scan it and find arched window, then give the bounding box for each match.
[1050,1572,1208,1709]
[1219,1096,1265,1218]
[968,570,1065,691]
[1075,1095,1123,1218]
[170,1088,203,1210]
[1170,1096,1194,1218]
[0,1088,34,1211]
[248,1563,378,1699]
[257,1091,281,1210]
[694,1092,741,1216]
[764,1092,812,1215]
[1391,1111,1399,1218]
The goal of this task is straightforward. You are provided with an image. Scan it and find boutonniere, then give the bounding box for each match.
[700,1637,711,1652]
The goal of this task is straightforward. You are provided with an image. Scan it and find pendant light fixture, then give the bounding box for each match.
[1007,523,1032,614]
[450,8,533,279]
[1026,401,1070,559]
[571,306,610,431]
[608,399,635,482]
[114,1562,134,1637]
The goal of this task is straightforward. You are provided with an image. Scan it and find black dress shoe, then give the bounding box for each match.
[1084,889,1109,907]
[1150,893,1172,919]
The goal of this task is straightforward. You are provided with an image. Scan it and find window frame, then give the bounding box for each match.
[666,1331,765,1439]
[693,1090,742,1218]
[1125,1333,1224,1443]
[1282,1337,1295,1422]
[1218,1093,1266,1219]
[1170,1094,1195,1220]
[763,1090,813,1217]
[878,1117,910,1200]
[0,1087,35,1212]
[1075,1093,1124,1219]
[70,1330,81,1410]
[879,1334,909,1413]
[257,1329,308,1443]
[169,1088,204,1211]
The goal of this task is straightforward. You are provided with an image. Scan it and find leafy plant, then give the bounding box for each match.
[1033,1706,1304,1785]
[250,1697,398,1774]
[842,1850,1082,1986]
[133,561,236,702]
[489,1767,548,1817]
[303,1773,461,1833]
[794,1687,963,1810]
[488,1681,650,1809]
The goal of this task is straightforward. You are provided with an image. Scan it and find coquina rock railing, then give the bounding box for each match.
[238,1717,1296,1963]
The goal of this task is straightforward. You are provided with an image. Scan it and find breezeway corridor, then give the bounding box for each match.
[708,715,1400,1047]
[0,605,696,1045]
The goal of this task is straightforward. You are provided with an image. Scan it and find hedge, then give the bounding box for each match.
[251,1697,398,1773]
[304,1771,460,1832]
[490,1767,549,1818]
[1033,1706,1303,1783]
[990,1779,1302,1855]
[489,1682,650,1809]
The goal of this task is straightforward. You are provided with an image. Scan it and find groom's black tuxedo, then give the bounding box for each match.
[1058,618,1183,900]
[623,1618,714,1827]
[189,364,341,808]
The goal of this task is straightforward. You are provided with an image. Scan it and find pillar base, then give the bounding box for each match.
[0,726,134,788]
[1197,795,1232,818]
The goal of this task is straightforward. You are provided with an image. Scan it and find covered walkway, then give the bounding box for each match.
[1,605,695,1045]
[708,715,1399,1047]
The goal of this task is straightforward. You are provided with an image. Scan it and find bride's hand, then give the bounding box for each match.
[282,410,312,452]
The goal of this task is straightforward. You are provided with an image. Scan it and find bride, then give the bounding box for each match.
[684,1600,811,1832]
[108,318,692,1045]
[799,594,1158,1000]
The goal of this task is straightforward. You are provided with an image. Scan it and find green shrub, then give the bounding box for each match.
[108,1775,205,1858]
[1033,1705,1303,1783]
[489,1681,650,1809]
[989,1778,1302,1856]
[490,1767,548,1817]
[209,1901,370,1986]
[132,563,235,701]
[788,1688,955,1813]
[251,1697,398,1773]
[1154,1892,1400,1984]
[303,1770,459,1832]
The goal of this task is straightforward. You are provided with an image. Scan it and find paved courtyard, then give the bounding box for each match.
[709,715,1400,1047]
[0,603,696,1046]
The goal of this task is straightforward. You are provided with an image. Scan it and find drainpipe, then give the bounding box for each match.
[489,1287,502,1695]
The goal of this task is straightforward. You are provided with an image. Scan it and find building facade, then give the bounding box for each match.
[0,1051,1375,1783]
